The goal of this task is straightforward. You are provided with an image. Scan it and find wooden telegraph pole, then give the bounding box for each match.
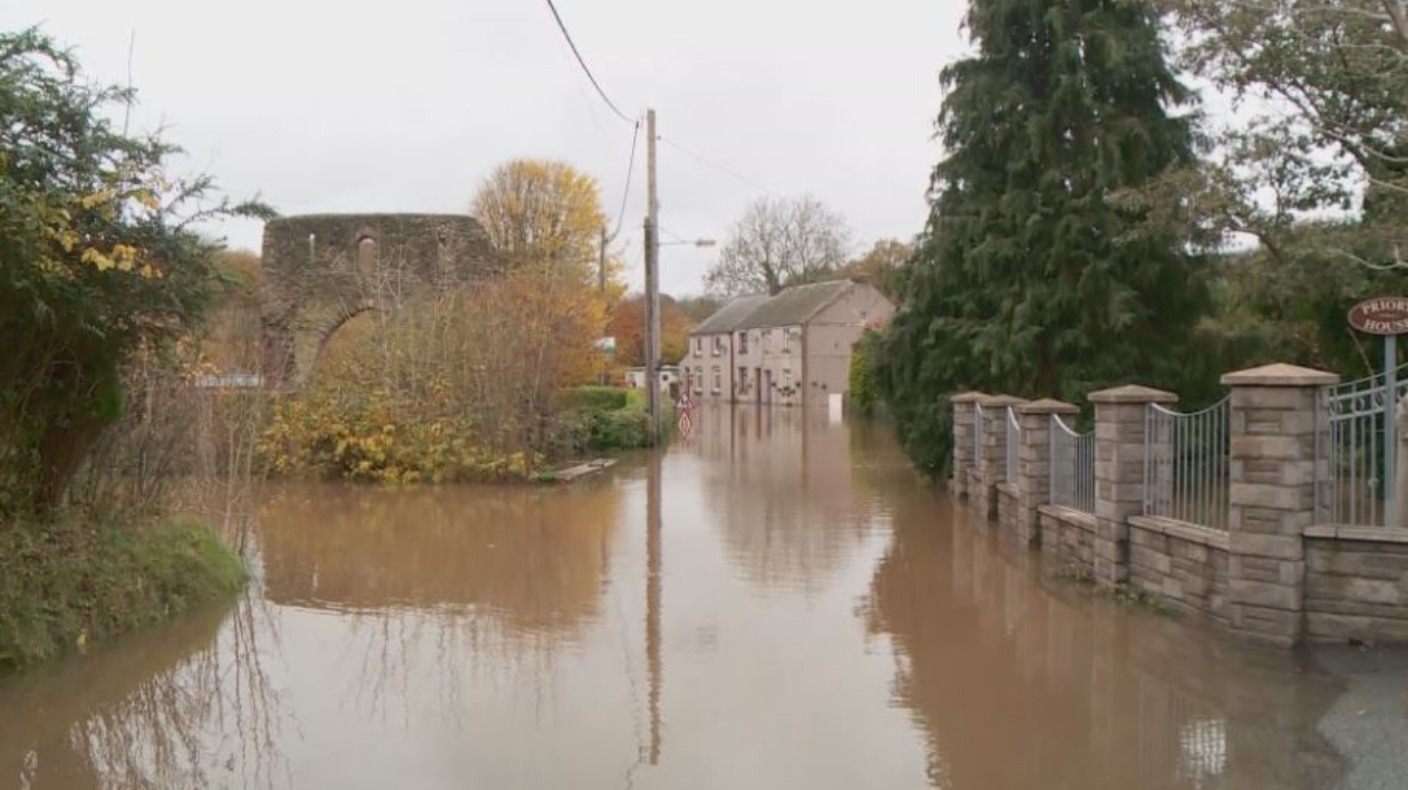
[644,109,662,444]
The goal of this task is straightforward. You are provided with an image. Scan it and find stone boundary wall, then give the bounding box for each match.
[1128,516,1229,625]
[1039,505,1096,576]
[949,363,1408,648]
[1305,528,1408,643]
[996,483,1021,538]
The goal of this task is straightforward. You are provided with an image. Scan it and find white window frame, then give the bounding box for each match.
[711,365,721,394]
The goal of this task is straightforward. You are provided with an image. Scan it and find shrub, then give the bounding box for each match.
[561,386,629,412]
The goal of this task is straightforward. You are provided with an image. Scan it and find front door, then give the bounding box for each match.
[754,368,762,405]
[763,369,772,404]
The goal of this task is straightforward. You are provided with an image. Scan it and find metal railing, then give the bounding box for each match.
[1143,398,1231,531]
[973,402,985,470]
[1050,414,1095,513]
[1321,365,1408,526]
[1004,406,1021,483]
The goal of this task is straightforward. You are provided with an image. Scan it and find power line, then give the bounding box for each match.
[660,135,777,197]
[542,0,634,124]
[613,119,642,239]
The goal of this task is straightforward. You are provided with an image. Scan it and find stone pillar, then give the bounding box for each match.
[1222,363,1338,647]
[1089,385,1179,589]
[951,392,987,499]
[981,395,1026,520]
[1015,399,1081,547]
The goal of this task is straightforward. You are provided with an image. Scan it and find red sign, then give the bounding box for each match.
[1349,296,1408,336]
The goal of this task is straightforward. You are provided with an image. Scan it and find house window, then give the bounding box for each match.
[781,328,792,353]
[694,337,702,355]
[712,366,721,393]
[782,368,792,392]
[694,367,703,394]
[738,331,749,354]
[713,336,726,356]
[737,366,747,392]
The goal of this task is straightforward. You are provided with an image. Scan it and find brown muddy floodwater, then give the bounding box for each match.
[0,405,1363,789]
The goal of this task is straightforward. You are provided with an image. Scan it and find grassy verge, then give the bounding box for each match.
[0,519,247,670]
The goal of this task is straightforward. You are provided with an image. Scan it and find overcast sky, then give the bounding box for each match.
[6,1,970,296]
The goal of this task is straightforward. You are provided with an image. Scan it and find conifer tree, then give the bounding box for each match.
[875,0,1208,473]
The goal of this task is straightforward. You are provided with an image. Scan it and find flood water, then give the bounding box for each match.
[0,405,1362,788]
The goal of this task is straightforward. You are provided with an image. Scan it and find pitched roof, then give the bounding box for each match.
[689,293,769,335]
[733,280,855,330]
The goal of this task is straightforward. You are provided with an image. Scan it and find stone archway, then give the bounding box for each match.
[260,213,501,388]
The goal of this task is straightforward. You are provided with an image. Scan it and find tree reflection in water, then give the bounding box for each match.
[0,589,284,790]
[256,480,621,727]
[863,495,1346,790]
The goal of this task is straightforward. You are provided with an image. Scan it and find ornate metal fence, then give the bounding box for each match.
[1004,407,1021,483]
[1143,398,1231,531]
[1322,366,1408,526]
[974,402,985,470]
[1050,414,1095,513]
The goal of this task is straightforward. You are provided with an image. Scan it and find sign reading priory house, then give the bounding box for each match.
[1349,296,1408,336]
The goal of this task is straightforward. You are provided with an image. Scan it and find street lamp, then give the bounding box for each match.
[660,238,716,248]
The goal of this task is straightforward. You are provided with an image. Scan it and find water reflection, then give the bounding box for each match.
[0,411,1371,790]
[864,497,1345,789]
[692,404,891,594]
[0,593,282,790]
[259,481,620,631]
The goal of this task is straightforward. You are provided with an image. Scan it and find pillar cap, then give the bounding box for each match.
[980,394,1027,407]
[1017,398,1080,415]
[1220,363,1340,387]
[951,391,988,403]
[1088,385,1178,405]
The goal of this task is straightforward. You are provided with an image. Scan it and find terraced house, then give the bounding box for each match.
[684,279,895,407]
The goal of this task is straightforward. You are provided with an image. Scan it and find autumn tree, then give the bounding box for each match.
[675,295,722,323]
[875,0,1205,473]
[0,28,270,515]
[705,195,852,297]
[470,158,625,293]
[843,239,913,301]
[607,294,691,367]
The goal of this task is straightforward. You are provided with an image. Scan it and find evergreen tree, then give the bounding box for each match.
[876,0,1207,473]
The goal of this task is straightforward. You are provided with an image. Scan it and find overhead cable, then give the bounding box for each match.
[542,0,634,125]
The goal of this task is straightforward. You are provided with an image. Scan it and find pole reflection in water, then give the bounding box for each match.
[0,408,1378,789]
[646,446,663,766]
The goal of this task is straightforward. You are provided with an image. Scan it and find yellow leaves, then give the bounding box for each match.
[56,229,79,253]
[470,158,616,287]
[77,242,144,273]
[77,189,115,210]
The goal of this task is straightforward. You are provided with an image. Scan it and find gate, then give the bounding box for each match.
[1323,364,1408,526]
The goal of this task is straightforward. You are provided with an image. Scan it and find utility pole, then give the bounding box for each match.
[644,108,662,444]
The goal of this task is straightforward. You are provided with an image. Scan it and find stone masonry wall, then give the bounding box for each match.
[996,484,1020,537]
[1039,506,1096,577]
[951,363,1408,648]
[1128,517,1230,625]
[1305,531,1408,643]
[261,213,500,387]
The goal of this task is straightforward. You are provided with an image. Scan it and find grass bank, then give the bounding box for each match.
[0,519,246,670]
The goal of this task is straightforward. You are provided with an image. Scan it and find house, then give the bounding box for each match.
[683,279,895,407]
[682,293,770,402]
[625,364,680,394]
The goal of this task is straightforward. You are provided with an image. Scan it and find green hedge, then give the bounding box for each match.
[560,386,629,412]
